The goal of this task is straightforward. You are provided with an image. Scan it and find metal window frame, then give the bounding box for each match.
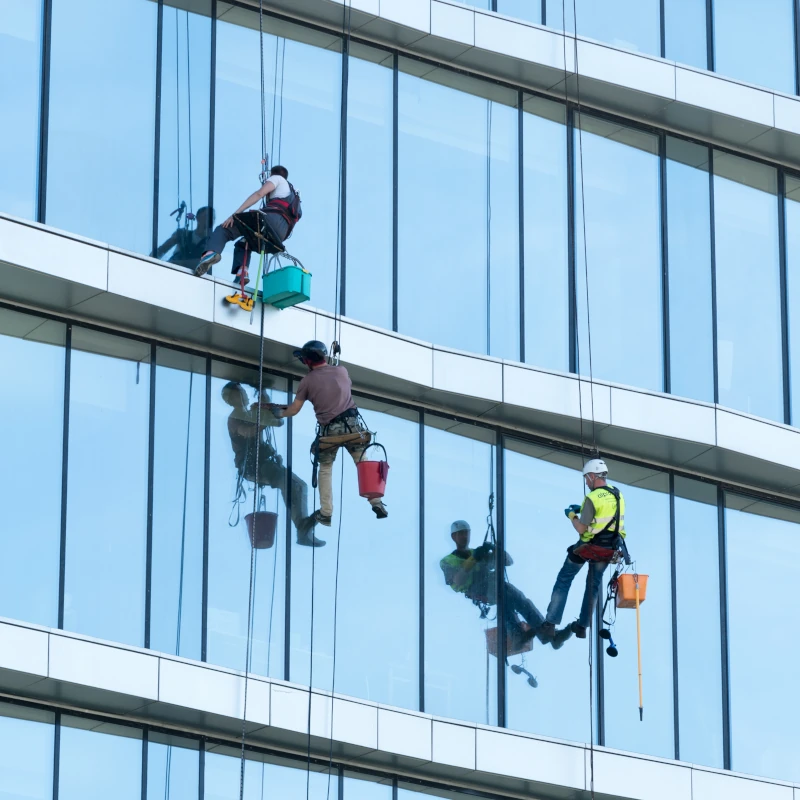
[660,134,671,395]
[151,0,164,259]
[706,0,715,72]
[52,711,60,800]
[392,53,400,333]
[285,380,294,681]
[141,729,149,800]
[517,92,525,364]
[37,0,54,224]
[201,357,211,662]
[709,148,720,405]
[717,486,732,769]
[659,0,666,59]
[418,415,426,713]
[339,33,350,318]
[208,0,217,228]
[567,107,577,374]
[495,436,506,727]
[669,473,680,760]
[144,343,157,649]
[57,325,71,630]
[778,169,792,425]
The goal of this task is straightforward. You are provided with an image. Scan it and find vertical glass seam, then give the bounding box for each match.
[144,343,157,649]
[37,0,54,224]
[660,134,671,394]
[285,380,294,682]
[495,436,505,727]
[152,0,164,258]
[392,52,399,333]
[659,0,666,59]
[198,741,205,800]
[201,357,211,662]
[57,324,71,630]
[141,729,148,800]
[717,487,732,769]
[595,600,604,746]
[52,711,60,800]
[541,0,546,26]
[706,0,715,71]
[418,414,425,713]
[778,169,792,425]
[669,473,680,760]
[567,107,577,374]
[339,33,349,317]
[517,92,525,363]
[709,148,720,405]
[208,0,217,224]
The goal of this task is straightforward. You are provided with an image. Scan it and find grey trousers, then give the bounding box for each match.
[206,212,289,274]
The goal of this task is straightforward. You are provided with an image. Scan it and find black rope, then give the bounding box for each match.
[486,101,493,355]
[185,9,194,214]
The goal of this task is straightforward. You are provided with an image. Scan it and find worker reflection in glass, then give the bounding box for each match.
[194,165,301,281]
[539,458,626,641]
[152,205,214,271]
[271,340,388,527]
[441,520,573,650]
[222,381,324,547]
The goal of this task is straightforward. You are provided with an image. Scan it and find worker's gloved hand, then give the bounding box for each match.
[472,543,494,562]
[564,504,581,520]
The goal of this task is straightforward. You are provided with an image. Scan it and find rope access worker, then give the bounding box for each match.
[152,205,214,271]
[539,458,626,641]
[271,341,389,526]
[441,520,573,650]
[223,381,325,547]
[193,165,301,279]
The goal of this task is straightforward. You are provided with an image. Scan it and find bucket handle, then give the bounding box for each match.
[362,441,388,463]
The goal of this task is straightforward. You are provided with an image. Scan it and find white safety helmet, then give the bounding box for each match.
[450,520,471,534]
[582,458,608,477]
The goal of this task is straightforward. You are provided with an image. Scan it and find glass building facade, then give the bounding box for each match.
[2,0,800,793]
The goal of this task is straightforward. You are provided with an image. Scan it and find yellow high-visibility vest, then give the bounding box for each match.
[580,485,626,543]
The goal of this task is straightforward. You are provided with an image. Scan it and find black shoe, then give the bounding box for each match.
[312,510,332,527]
[551,625,574,650]
[371,501,388,519]
[570,621,587,639]
[538,621,556,642]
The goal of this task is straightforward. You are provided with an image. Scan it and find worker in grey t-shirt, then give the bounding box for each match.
[272,340,389,527]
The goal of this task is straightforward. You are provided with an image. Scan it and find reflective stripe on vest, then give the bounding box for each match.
[580,485,626,543]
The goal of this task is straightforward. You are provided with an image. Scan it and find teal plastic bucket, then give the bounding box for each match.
[262,266,311,310]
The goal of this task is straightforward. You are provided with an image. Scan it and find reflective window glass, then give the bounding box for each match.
[47,0,156,251]
[59,718,142,800]
[207,363,288,676]
[64,329,150,645]
[154,1,212,273]
[423,419,497,725]
[0,704,54,800]
[784,175,800,425]
[674,477,723,768]
[0,310,64,627]
[664,0,708,69]
[547,0,661,55]
[713,152,782,421]
[344,773,392,800]
[713,0,795,93]
[497,0,542,24]
[503,443,590,743]
[146,733,199,800]
[0,0,42,218]
[575,116,663,391]
[666,138,714,402]
[214,15,341,310]
[345,46,394,329]
[522,97,569,371]
[150,349,206,660]
[290,398,419,710]
[726,497,800,782]
[602,466,673,758]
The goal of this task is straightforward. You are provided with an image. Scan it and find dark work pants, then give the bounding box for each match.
[505,582,545,635]
[205,212,289,275]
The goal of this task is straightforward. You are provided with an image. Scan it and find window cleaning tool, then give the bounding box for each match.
[615,573,648,720]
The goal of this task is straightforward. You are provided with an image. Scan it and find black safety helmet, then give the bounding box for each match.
[293,340,328,364]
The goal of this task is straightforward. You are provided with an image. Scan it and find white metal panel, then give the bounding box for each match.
[333,697,378,750]
[474,11,567,73]
[432,720,476,770]
[716,409,800,471]
[433,350,502,402]
[675,68,774,127]
[691,768,793,800]
[431,1,474,46]
[49,635,158,700]
[244,677,271,726]
[158,659,245,720]
[592,750,691,800]
[0,621,48,680]
[381,0,430,33]
[611,388,716,445]
[577,40,675,100]
[0,217,108,290]
[475,728,585,789]
[377,708,432,761]
[108,252,215,323]
[326,0,379,15]
[774,94,800,135]
[270,683,310,734]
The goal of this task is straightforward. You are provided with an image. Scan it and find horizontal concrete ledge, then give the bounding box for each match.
[253,0,800,171]
[1,617,797,800]
[2,213,800,501]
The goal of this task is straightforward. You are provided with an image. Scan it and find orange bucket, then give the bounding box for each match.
[616,574,648,609]
[245,511,278,549]
[485,623,533,657]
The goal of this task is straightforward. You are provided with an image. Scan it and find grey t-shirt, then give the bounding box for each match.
[295,364,356,424]
[579,498,595,526]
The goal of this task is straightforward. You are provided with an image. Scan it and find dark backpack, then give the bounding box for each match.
[264,181,302,238]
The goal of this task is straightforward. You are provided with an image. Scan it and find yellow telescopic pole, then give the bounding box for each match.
[635,574,643,721]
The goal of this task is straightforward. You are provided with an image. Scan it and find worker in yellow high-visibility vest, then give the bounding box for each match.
[539,458,626,642]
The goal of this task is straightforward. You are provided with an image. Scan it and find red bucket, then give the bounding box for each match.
[356,443,389,499]
[245,511,278,549]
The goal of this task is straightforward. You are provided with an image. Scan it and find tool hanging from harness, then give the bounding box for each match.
[310,407,372,489]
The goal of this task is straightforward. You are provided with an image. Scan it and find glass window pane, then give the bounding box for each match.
[344,773,392,800]
[59,718,142,800]
[503,443,590,743]
[497,0,542,24]
[576,116,663,391]
[64,329,150,645]
[523,97,569,371]
[603,467,673,758]
[664,0,708,69]
[0,310,64,626]
[713,0,795,93]
[214,14,341,310]
[674,477,723,768]
[154,1,212,273]
[147,733,199,800]
[150,349,206,660]
[713,152,782,421]
[784,175,800,425]
[207,363,288,676]
[0,703,54,800]
[345,47,394,329]
[423,420,497,725]
[47,0,156,251]
[726,497,800,782]
[0,0,42,218]
[666,138,714,402]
